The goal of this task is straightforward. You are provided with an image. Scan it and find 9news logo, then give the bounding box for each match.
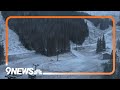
[5,67,43,75]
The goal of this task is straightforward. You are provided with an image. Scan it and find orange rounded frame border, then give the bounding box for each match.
[5,16,116,75]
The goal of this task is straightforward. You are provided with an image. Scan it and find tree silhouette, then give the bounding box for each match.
[102,34,106,51]
[0,43,4,65]
[96,35,106,53]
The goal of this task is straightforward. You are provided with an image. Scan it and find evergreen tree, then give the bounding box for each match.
[110,50,117,63]
[102,50,113,79]
[96,37,103,53]
[99,38,103,52]
[103,50,120,79]
[96,38,100,53]
[96,35,106,53]
[0,43,4,65]
[117,39,120,51]
[102,34,106,51]
[110,50,113,59]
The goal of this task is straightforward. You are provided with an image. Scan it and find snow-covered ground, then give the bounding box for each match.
[0,19,111,79]
[0,48,106,79]
[0,11,119,79]
[0,12,35,56]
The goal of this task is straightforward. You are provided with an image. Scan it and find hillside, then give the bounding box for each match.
[0,12,34,55]
[1,11,89,56]
[0,11,119,79]
[1,11,112,30]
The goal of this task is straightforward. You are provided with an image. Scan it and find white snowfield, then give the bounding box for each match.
[0,11,119,79]
[81,11,120,23]
[0,12,35,56]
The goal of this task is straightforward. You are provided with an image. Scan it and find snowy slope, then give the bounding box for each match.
[0,18,112,79]
[82,11,120,51]
[0,12,34,55]
[2,29,35,55]
[0,11,119,79]
[80,11,120,23]
[0,11,118,55]
[83,19,112,53]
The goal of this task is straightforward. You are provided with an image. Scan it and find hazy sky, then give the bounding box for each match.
[79,11,120,16]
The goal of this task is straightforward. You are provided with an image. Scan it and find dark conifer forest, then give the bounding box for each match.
[1,11,111,56]
[6,18,89,56]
